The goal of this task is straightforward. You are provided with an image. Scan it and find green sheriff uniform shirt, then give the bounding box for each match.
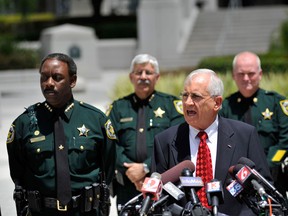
[219,88,288,167]
[106,91,184,204]
[6,99,116,203]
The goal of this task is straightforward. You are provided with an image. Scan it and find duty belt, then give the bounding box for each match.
[43,195,81,211]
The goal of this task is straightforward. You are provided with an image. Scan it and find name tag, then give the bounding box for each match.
[30,136,46,143]
[120,117,133,123]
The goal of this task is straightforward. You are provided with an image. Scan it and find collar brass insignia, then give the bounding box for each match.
[154,107,165,118]
[77,124,90,137]
[262,108,273,120]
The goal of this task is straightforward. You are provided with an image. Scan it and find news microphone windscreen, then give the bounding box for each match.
[237,157,255,168]
[161,160,195,184]
[151,172,162,180]
[228,165,235,177]
[232,164,244,176]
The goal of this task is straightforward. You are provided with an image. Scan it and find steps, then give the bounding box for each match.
[161,6,288,69]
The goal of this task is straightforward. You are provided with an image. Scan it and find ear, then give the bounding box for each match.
[70,75,77,88]
[129,72,133,82]
[259,70,263,81]
[214,96,223,111]
[155,73,160,82]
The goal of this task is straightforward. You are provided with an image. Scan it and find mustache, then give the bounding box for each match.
[43,88,56,94]
[137,79,150,85]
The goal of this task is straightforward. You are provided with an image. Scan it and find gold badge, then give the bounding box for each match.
[77,124,90,137]
[262,108,273,120]
[280,99,288,116]
[6,124,15,144]
[154,107,165,118]
[105,119,117,140]
[173,100,183,114]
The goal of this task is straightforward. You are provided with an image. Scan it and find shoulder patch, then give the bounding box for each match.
[280,99,288,116]
[105,104,113,116]
[173,100,183,115]
[105,119,117,140]
[7,124,15,144]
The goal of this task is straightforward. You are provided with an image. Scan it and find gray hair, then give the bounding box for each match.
[130,54,160,74]
[232,51,262,72]
[184,68,224,97]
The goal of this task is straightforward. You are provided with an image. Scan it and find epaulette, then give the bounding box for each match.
[78,101,104,115]
[263,90,275,95]
[25,103,39,131]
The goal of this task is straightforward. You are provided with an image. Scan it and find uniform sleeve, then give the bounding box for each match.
[6,122,26,185]
[218,98,229,117]
[101,116,117,185]
[168,99,185,126]
[107,103,133,175]
[267,98,288,166]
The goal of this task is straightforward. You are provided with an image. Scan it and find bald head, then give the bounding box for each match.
[232,51,262,97]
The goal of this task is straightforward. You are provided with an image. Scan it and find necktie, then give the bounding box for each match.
[54,115,72,205]
[196,131,213,208]
[136,105,147,162]
[243,97,253,125]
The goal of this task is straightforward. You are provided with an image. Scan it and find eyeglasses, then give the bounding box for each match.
[132,70,156,76]
[180,92,215,103]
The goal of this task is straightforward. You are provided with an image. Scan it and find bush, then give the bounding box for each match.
[0,49,39,70]
[197,53,288,74]
[109,70,287,101]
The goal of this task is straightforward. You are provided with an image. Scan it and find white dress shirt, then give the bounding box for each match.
[189,115,219,177]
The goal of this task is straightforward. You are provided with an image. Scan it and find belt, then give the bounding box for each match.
[43,195,81,211]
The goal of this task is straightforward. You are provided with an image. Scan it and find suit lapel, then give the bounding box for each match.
[215,116,236,183]
[171,122,191,165]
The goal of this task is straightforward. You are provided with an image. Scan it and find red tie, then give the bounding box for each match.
[196,131,213,208]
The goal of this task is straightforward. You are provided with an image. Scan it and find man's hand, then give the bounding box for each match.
[124,162,146,183]
[135,178,145,191]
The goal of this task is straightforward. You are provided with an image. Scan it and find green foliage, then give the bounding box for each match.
[197,53,288,74]
[0,34,39,69]
[197,55,234,73]
[0,49,39,70]
[110,71,288,101]
[0,34,16,55]
[280,20,288,55]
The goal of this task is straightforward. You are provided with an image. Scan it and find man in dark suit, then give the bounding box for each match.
[151,69,273,215]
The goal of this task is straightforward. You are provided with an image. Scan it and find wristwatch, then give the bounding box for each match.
[143,163,150,174]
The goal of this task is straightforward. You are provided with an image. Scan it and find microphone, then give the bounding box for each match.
[161,160,195,184]
[226,178,244,198]
[139,172,163,216]
[163,182,185,201]
[150,181,185,210]
[179,168,203,204]
[206,179,224,216]
[237,157,285,202]
[118,193,143,215]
